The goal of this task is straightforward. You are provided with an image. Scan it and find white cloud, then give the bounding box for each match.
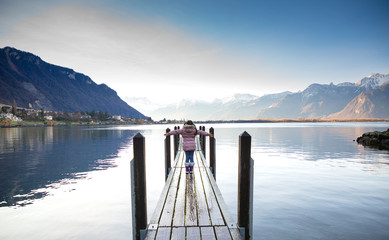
[1,4,281,104]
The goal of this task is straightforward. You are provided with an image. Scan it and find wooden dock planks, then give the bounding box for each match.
[195,151,225,226]
[185,174,198,226]
[193,163,212,226]
[172,167,186,226]
[144,137,241,240]
[159,153,184,227]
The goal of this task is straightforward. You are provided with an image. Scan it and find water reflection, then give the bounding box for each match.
[213,123,389,163]
[0,126,137,207]
[209,123,389,240]
[0,123,388,240]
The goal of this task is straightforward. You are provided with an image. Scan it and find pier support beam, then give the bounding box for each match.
[165,128,171,181]
[201,126,206,155]
[238,131,253,240]
[174,126,179,158]
[131,133,147,240]
[209,127,216,179]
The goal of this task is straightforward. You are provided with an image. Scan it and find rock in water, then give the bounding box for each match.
[356,128,389,150]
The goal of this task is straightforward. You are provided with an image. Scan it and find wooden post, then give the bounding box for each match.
[238,131,253,239]
[174,126,179,157]
[198,125,202,151]
[201,126,206,155]
[209,127,216,179]
[165,128,171,181]
[131,133,147,240]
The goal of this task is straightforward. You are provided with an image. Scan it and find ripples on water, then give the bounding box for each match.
[0,123,388,239]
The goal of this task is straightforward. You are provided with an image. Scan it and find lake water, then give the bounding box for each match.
[0,122,388,239]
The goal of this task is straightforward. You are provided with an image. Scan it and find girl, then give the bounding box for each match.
[164,120,213,174]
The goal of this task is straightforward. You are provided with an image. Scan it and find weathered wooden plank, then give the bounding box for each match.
[196,144,242,239]
[155,227,171,240]
[146,136,242,240]
[159,155,184,226]
[185,174,198,226]
[172,167,186,226]
[229,228,243,240]
[201,227,216,240]
[195,151,225,226]
[172,151,184,168]
[215,226,232,240]
[148,151,184,227]
[171,227,185,240]
[186,227,201,240]
[144,229,157,240]
[193,163,212,226]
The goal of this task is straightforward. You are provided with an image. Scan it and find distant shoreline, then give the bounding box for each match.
[196,118,389,124]
[0,121,140,128]
[1,118,388,128]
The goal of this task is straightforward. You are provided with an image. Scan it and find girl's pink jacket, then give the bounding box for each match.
[167,125,209,151]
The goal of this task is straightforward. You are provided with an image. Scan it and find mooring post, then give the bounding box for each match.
[130,133,147,240]
[201,126,206,155]
[238,131,253,240]
[209,127,216,179]
[174,126,179,157]
[165,128,171,181]
[198,125,202,151]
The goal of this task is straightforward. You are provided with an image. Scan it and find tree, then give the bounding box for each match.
[90,110,96,119]
[104,111,110,121]
[98,110,104,121]
[73,111,81,122]
[40,108,44,120]
[12,100,17,115]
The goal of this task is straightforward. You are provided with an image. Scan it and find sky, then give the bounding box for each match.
[1,0,388,106]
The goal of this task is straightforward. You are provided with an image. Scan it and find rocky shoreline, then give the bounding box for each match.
[357,129,389,150]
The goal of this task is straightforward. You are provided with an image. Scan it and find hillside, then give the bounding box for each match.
[328,82,389,119]
[257,74,389,119]
[0,47,146,118]
[257,83,367,119]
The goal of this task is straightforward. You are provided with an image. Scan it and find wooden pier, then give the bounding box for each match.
[131,128,253,240]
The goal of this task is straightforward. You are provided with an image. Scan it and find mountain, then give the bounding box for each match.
[258,74,389,119]
[328,82,389,119]
[0,47,146,118]
[258,83,365,119]
[124,96,165,116]
[149,73,389,120]
[150,92,291,121]
[356,73,389,89]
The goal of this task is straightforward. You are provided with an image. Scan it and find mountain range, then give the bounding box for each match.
[0,47,146,118]
[146,74,389,120]
[1,47,388,121]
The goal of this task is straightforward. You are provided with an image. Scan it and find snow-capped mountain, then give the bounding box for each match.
[217,93,259,105]
[356,73,389,89]
[124,97,165,116]
[258,73,389,119]
[149,73,389,120]
[150,92,290,121]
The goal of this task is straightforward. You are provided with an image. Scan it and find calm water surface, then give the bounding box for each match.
[0,123,388,239]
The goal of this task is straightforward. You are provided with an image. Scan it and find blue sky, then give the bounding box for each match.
[1,0,388,105]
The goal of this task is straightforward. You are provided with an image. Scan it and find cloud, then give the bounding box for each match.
[0,4,281,103]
